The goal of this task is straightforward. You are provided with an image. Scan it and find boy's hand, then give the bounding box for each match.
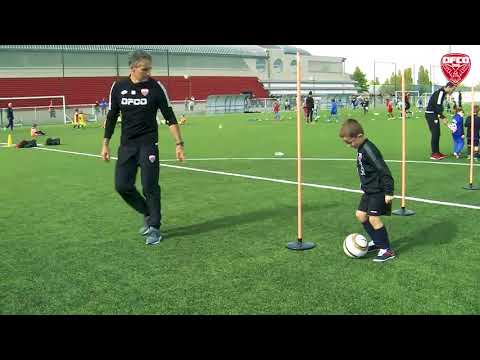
[385,195,394,204]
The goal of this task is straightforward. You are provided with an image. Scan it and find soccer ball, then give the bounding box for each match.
[343,233,368,258]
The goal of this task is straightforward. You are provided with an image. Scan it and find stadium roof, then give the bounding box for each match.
[0,45,268,58]
[259,45,311,56]
[0,45,316,57]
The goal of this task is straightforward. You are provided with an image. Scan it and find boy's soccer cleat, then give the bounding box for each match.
[145,227,162,245]
[373,248,396,262]
[139,215,150,236]
[367,241,377,253]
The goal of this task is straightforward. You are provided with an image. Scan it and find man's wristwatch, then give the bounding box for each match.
[176,141,184,147]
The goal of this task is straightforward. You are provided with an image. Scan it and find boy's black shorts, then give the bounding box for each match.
[358,192,392,216]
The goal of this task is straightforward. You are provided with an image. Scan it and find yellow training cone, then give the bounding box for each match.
[7,133,13,147]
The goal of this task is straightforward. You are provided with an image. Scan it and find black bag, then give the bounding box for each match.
[46,138,61,146]
[16,139,37,148]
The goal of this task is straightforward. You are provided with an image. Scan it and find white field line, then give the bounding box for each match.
[33,146,480,210]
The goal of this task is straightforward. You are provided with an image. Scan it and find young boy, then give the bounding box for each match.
[449,106,464,159]
[464,105,480,160]
[273,100,281,121]
[386,99,394,120]
[327,98,338,123]
[30,123,46,137]
[339,119,396,262]
[179,114,187,125]
[362,97,369,115]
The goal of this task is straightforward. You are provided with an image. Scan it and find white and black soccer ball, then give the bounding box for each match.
[343,233,368,258]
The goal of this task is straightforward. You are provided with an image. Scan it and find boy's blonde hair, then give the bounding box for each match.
[339,119,364,138]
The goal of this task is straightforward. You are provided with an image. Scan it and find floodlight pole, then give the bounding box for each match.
[287,52,315,251]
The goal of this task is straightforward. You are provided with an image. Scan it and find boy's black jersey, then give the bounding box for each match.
[426,87,446,117]
[357,139,394,195]
[104,77,177,145]
[464,115,480,139]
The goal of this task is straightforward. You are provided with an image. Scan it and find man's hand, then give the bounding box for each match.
[385,195,394,204]
[101,144,110,162]
[176,144,185,162]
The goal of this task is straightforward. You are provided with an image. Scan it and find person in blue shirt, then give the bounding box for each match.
[327,98,338,123]
[448,106,464,159]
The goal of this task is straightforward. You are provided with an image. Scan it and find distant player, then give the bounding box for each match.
[5,102,14,131]
[417,96,423,111]
[464,105,480,160]
[73,109,80,128]
[327,98,338,123]
[306,91,314,123]
[179,114,187,125]
[404,92,412,117]
[448,106,464,159]
[30,123,46,137]
[339,119,396,262]
[273,99,281,120]
[362,97,369,115]
[386,99,394,120]
[78,112,87,128]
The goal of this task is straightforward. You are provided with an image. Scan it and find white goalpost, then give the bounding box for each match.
[0,95,67,126]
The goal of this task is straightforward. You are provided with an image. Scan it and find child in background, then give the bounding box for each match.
[386,99,394,120]
[30,123,46,137]
[179,114,187,125]
[448,106,464,159]
[464,105,480,160]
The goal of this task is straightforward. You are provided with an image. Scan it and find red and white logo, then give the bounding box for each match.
[148,155,156,163]
[141,88,149,96]
[441,53,471,85]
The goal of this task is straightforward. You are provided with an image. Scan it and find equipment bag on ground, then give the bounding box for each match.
[16,139,37,148]
[46,138,61,145]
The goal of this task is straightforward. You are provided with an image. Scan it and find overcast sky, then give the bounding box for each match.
[296,45,479,87]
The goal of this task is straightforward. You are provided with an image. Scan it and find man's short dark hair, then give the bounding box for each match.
[445,81,456,88]
[128,49,152,67]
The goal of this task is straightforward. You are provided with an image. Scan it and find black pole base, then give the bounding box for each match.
[287,239,316,251]
[462,184,480,190]
[392,207,415,216]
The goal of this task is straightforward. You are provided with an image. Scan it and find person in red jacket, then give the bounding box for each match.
[386,99,394,120]
[273,99,280,120]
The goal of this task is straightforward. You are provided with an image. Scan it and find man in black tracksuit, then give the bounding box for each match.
[101,50,185,246]
[339,119,396,262]
[6,102,14,131]
[425,82,456,160]
[306,91,314,123]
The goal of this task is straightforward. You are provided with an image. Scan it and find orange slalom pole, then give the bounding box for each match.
[287,53,315,250]
[393,70,415,215]
[296,52,303,242]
